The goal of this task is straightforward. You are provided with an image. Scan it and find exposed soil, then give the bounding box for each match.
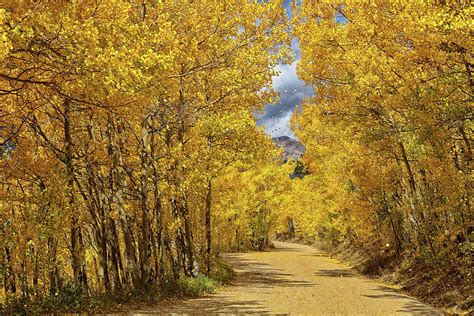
[114,241,442,315]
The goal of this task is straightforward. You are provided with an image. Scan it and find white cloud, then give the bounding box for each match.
[272,62,299,92]
[259,110,296,138]
[257,36,312,139]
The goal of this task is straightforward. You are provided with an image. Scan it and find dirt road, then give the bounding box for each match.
[131,241,441,315]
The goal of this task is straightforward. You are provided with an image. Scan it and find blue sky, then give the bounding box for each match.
[256,0,313,139]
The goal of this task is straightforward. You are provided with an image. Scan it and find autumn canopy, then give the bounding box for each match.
[0,0,472,313]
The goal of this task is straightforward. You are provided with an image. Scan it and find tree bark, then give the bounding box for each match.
[205,179,212,275]
[47,236,59,296]
[139,117,152,284]
[150,124,165,281]
[109,115,139,286]
[64,98,87,289]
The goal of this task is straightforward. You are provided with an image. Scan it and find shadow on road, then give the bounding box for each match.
[225,254,317,288]
[362,286,442,315]
[266,246,304,253]
[314,269,356,278]
[363,285,408,299]
[126,297,273,315]
[302,253,326,257]
[396,301,442,315]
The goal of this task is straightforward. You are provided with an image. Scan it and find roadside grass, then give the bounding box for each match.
[0,259,235,315]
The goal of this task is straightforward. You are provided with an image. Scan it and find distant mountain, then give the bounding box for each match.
[272,136,305,162]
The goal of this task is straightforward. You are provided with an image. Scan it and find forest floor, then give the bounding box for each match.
[114,241,442,315]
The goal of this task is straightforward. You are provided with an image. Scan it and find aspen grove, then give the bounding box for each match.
[0,0,291,305]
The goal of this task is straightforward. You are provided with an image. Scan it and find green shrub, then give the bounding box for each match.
[175,276,219,297]
[210,259,235,285]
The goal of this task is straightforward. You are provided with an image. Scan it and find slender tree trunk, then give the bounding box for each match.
[108,218,122,290]
[4,246,16,294]
[287,217,295,239]
[47,236,59,296]
[33,247,39,298]
[398,140,437,258]
[177,75,194,277]
[19,261,28,300]
[139,117,152,284]
[86,166,110,292]
[109,115,139,286]
[64,98,87,289]
[398,141,416,196]
[99,204,111,292]
[383,194,402,256]
[181,198,195,276]
[150,125,165,281]
[205,179,212,275]
[153,188,165,281]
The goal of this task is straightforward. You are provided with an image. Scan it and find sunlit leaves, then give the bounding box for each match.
[0,0,292,305]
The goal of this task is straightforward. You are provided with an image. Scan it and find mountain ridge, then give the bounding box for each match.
[272,136,305,161]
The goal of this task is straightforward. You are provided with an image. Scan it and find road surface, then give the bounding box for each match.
[127,241,441,315]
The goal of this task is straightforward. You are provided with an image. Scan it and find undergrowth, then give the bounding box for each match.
[0,259,235,315]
